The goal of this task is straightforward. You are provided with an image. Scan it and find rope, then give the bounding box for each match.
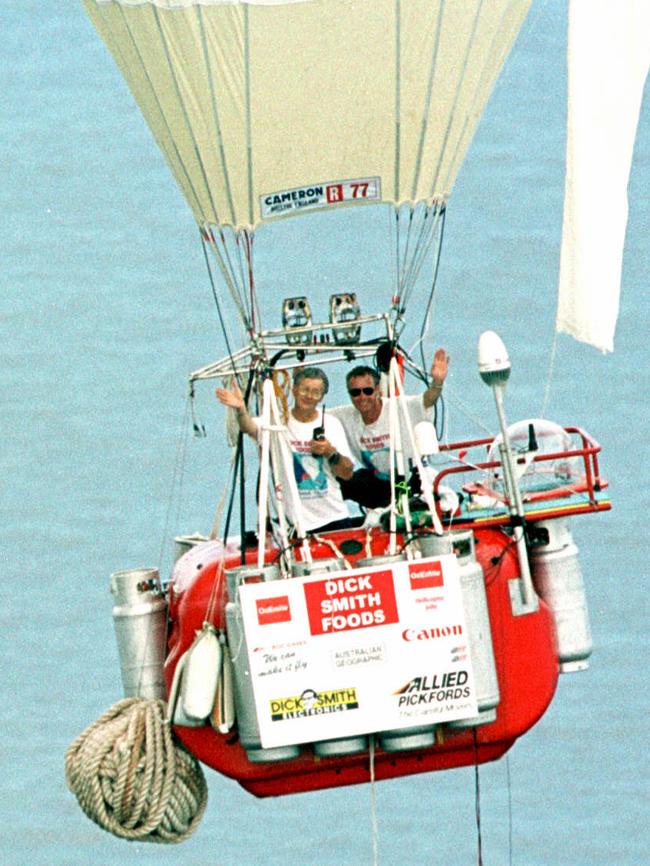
[311,533,352,569]
[65,698,208,844]
[365,526,373,559]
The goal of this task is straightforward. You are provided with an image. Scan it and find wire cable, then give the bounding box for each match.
[201,233,243,376]
[473,730,484,866]
[540,328,558,420]
[415,206,447,374]
[157,394,192,578]
[506,753,514,866]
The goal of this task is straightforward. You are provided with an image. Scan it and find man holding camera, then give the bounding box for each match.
[330,347,450,508]
[216,367,354,534]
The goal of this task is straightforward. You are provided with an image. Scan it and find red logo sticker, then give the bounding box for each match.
[408,560,444,590]
[303,569,399,636]
[256,596,291,625]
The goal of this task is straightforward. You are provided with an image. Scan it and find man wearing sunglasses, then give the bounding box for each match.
[330,348,449,508]
[216,367,355,534]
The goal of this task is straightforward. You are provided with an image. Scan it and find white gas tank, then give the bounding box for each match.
[530,518,592,673]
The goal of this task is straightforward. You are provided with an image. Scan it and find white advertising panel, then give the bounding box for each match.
[238,555,477,748]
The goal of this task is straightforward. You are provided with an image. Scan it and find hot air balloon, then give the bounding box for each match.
[66,0,648,841]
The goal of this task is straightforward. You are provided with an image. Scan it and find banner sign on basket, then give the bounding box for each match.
[238,555,478,748]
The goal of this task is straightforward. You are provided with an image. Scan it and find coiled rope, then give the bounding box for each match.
[65,697,208,844]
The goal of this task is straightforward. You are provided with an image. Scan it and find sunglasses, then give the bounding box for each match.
[348,387,376,397]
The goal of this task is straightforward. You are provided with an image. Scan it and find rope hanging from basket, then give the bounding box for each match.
[65,697,208,844]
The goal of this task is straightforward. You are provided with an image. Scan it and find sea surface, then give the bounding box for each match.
[2,2,648,865]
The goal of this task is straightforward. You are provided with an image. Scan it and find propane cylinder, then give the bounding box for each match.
[378,725,436,753]
[355,553,406,569]
[291,557,344,577]
[110,567,167,700]
[226,601,300,763]
[446,530,500,729]
[225,563,300,763]
[226,562,281,599]
[417,532,453,559]
[530,518,592,673]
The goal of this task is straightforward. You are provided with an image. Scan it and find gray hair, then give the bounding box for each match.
[293,366,329,394]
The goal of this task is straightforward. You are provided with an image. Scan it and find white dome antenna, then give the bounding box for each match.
[478,330,511,387]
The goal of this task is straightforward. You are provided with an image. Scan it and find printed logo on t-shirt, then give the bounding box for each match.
[292,451,327,496]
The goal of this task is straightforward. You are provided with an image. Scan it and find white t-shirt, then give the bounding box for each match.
[330,395,432,480]
[253,412,353,532]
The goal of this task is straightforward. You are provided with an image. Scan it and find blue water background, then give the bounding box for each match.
[2,2,648,864]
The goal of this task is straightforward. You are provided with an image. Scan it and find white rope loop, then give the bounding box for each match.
[65,697,208,844]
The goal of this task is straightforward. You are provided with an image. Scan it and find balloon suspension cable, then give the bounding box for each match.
[389,205,400,311]
[200,229,246,380]
[220,370,255,546]
[393,204,415,313]
[540,328,558,420]
[202,226,245,322]
[209,448,238,540]
[238,415,247,566]
[240,229,259,334]
[400,203,446,313]
[219,225,253,329]
[202,224,261,343]
[414,205,447,372]
[204,370,256,624]
[157,392,193,579]
[389,203,445,349]
[218,436,243,552]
